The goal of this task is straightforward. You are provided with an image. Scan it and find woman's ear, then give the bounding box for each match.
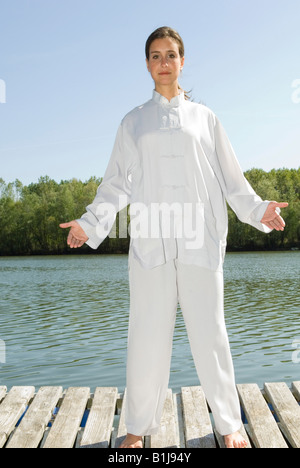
[146,58,150,72]
[180,56,185,70]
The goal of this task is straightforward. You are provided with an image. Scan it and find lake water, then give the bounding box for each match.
[0,252,299,392]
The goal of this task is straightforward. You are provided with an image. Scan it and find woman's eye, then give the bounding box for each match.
[150,53,177,61]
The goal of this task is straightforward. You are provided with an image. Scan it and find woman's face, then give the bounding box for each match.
[146,37,184,89]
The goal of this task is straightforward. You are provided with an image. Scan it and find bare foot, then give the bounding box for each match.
[119,433,143,448]
[224,431,247,448]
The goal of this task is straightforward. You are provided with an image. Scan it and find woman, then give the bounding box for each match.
[60,27,288,448]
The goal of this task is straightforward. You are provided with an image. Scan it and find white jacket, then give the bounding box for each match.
[77,90,270,271]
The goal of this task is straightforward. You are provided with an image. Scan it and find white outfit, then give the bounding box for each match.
[77,90,271,436]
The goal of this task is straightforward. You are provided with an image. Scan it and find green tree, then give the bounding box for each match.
[0,169,299,256]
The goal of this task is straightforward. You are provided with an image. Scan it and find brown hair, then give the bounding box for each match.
[145,26,190,100]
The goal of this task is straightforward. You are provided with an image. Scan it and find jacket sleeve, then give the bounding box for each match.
[212,115,271,233]
[76,120,135,249]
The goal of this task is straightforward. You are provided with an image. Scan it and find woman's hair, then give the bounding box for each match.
[145,26,185,61]
[145,26,190,100]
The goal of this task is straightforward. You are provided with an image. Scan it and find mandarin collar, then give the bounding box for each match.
[152,90,185,108]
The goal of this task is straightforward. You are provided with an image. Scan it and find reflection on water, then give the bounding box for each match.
[0,252,299,391]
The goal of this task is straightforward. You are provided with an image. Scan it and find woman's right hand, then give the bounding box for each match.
[59,221,89,248]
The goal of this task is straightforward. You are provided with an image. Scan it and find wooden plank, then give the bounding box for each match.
[181,386,216,448]
[112,389,132,448]
[237,384,288,448]
[80,387,117,448]
[6,386,63,448]
[264,382,300,448]
[292,381,300,401]
[43,387,90,448]
[150,389,179,448]
[0,382,299,449]
[174,392,185,448]
[0,386,35,448]
[0,387,7,402]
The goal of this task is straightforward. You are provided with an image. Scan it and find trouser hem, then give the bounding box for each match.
[216,421,244,437]
[126,425,160,437]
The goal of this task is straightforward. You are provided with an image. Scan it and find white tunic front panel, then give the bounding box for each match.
[77,90,270,271]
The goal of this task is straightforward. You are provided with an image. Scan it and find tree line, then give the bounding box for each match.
[0,168,299,256]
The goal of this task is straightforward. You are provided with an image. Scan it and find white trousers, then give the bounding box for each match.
[125,253,242,436]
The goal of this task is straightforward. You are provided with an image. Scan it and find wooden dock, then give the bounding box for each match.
[0,382,300,448]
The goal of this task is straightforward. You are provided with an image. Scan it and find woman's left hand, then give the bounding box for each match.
[261,201,289,231]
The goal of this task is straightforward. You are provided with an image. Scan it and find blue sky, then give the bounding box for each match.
[0,0,299,186]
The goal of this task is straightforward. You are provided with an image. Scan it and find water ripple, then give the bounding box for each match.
[0,252,299,391]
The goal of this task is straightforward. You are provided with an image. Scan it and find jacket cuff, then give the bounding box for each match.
[249,201,272,233]
[76,218,101,250]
